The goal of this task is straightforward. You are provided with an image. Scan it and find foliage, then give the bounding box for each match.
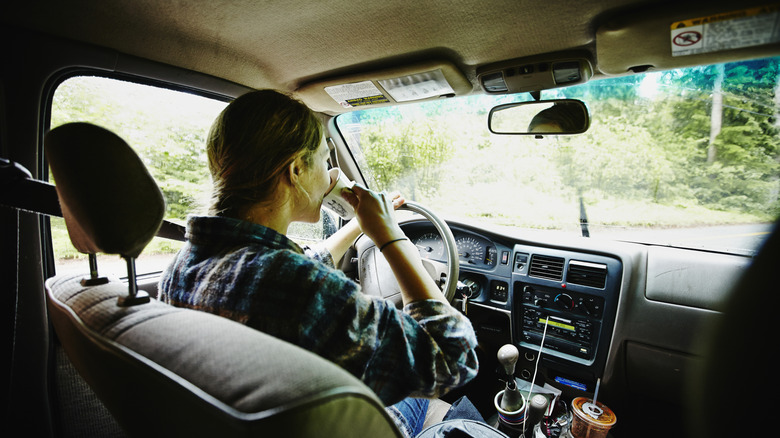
[49,76,226,261]
[359,117,454,200]
[344,58,780,227]
[48,59,780,262]
[653,59,780,217]
[50,76,225,221]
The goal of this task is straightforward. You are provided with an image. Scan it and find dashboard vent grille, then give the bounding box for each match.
[529,255,564,281]
[567,260,607,288]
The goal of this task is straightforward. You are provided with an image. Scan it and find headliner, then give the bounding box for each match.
[1,0,774,109]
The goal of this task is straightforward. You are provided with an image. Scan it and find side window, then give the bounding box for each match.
[49,76,227,278]
[49,76,337,278]
[289,210,339,246]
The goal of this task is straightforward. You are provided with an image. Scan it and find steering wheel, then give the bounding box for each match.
[355,201,459,307]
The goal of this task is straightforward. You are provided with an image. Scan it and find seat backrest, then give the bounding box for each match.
[685,219,778,438]
[44,122,401,437]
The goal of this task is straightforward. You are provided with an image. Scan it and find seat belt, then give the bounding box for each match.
[0,157,186,240]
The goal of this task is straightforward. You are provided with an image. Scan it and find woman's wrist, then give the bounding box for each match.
[324,219,362,263]
[376,235,446,305]
[378,237,408,252]
[364,223,404,248]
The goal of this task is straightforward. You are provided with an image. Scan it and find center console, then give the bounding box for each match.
[510,244,622,392]
[402,221,623,400]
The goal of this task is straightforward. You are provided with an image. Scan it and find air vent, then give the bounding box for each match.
[567,260,607,288]
[529,255,564,281]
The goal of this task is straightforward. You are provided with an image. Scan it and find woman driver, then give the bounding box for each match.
[158,89,479,437]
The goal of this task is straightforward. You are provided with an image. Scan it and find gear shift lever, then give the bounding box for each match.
[496,344,524,413]
[497,344,519,390]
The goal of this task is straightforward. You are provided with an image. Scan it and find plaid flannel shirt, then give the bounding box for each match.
[158,215,479,408]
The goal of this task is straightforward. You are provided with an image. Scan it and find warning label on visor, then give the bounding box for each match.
[325,81,390,108]
[670,6,780,57]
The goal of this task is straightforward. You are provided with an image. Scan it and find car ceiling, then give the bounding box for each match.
[1,0,776,112]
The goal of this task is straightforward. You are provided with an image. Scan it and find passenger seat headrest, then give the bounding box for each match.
[44,122,165,259]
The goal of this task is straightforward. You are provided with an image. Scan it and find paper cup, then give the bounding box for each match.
[569,397,616,438]
[323,168,356,219]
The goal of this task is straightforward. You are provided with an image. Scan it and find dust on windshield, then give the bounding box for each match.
[336,58,780,256]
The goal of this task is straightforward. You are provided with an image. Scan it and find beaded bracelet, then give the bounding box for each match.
[379,237,408,252]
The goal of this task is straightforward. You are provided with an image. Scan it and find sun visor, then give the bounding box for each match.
[296,60,472,114]
[596,3,780,75]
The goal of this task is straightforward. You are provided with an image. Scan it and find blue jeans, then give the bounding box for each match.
[389,397,430,437]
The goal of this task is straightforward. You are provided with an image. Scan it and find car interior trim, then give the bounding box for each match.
[645,246,751,311]
[297,59,472,114]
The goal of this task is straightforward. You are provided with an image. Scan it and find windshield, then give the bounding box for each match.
[336,58,780,256]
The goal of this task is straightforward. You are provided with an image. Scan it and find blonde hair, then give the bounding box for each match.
[207,90,323,217]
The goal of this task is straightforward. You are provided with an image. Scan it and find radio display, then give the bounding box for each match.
[540,317,575,332]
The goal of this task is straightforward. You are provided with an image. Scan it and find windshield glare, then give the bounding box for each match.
[336,58,780,256]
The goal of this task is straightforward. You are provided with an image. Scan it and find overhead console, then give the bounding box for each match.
[476,51,593,95]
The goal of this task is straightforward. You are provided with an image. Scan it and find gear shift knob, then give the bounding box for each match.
[497,344,519,377]
[526,394,549,430]
[495,344,525,420]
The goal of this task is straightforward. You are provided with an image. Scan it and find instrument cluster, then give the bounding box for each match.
[410,228,497,268]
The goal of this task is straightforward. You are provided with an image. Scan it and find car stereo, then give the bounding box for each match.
[518,284,604,360]
[510,245,622,387]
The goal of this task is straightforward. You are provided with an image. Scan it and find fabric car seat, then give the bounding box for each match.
[685,218,778,438]
[43,122,403,437]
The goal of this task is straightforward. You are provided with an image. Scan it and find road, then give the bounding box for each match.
[595,223,774,255]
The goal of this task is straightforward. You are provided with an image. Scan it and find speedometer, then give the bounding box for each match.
[456,236,484,265]
[412,233,445,260]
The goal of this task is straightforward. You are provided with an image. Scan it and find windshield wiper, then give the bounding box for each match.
[579,195,590,238]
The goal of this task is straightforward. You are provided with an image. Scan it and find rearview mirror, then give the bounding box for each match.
[488,99,589,135]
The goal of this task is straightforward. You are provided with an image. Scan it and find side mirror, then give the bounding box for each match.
[488,99,590,135]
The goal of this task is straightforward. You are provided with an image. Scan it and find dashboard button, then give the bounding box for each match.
[554,293,574,310]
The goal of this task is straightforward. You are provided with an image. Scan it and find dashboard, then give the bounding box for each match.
[401,220,623,394]
[355,215,748,412]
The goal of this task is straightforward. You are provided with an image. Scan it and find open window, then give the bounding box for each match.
[48,76,339,279]
[48,76,228,278]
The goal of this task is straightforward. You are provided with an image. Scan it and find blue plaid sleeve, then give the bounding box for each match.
[296,260,479,405]
[302,243,335,268]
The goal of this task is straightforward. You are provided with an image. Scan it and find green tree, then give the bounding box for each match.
[361,117,453,200]
[51,76,224,221]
